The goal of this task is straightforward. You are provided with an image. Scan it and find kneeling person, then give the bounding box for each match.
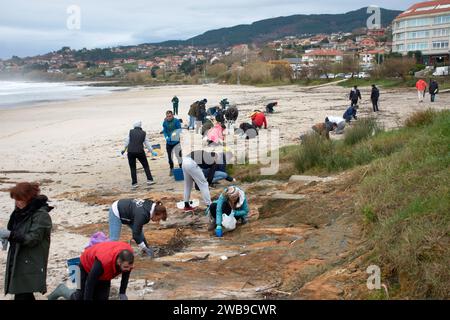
[48,241,134,300]
[208,186,249,237]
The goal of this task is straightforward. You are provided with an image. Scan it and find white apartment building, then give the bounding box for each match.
[392,0,450,65]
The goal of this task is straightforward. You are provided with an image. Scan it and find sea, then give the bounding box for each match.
[0,80,127,109]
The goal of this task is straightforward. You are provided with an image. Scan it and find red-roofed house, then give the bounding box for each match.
[392,0,450,65]
[302,49,344,64]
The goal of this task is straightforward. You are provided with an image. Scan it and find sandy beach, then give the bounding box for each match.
[0,83,448,300]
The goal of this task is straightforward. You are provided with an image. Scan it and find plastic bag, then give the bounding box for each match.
[86,231,110,248]
[222,212,237,231]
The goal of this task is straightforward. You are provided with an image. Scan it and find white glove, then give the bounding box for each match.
[0,229,11,239]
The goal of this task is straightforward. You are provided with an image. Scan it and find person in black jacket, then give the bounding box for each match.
[0,182,53,300]
[349,86,362,107]
[121,121,156,189]
[108,198,167,257]
[266,102,278,114]
[371,84,380,112]
[429,79,439,102]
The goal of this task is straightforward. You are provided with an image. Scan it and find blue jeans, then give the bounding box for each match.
[109,208,122,241]
[189,116,196,129]
[202,169,229,183]
[109,208,146,244]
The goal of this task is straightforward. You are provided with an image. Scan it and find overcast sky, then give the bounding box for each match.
[0,0,414,59]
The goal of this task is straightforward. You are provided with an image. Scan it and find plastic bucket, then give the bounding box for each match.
[173,168,184,181]
[67,257,81,288]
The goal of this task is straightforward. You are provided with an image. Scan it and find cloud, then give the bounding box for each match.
[0,0,412,58]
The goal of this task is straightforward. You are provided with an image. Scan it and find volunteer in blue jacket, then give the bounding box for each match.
[163,110,183,176]
[343,105,358,123]
[208,186,249,237]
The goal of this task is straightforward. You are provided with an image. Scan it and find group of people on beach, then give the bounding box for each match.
[1,81,439,301]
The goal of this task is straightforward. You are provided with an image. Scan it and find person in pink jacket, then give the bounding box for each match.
[207,122,225,145]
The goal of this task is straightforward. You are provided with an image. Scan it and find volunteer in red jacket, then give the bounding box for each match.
[48,241,134,300]
[250,110,267,129]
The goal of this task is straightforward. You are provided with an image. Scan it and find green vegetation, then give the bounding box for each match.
[234,110,450,298]
[338,77,417,88]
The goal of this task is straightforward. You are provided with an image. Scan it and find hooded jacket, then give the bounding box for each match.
[214,187,249,227]
[4,195,53,295]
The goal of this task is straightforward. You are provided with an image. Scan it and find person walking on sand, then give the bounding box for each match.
[0,182,53,300]
[108,198,167,257]
[163,110,182,176]
[349,86,362,107]
[121,121,157,189]
[181,150,219,211]
[429,79,439,102]
[416,79,427,103]
[171,96,179,115]
[371,84,380,112]
[48,242,134,300]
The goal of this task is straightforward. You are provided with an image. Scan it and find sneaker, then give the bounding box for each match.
[184,206,195,212]
[147,180,156,186]
[131,183,138,189]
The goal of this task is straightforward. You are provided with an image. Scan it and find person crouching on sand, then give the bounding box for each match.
[108,198,167,257]
[48,242,134,300]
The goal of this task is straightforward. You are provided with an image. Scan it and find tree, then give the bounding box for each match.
[151,66,160,78]
[179,59,196,75]
[271,64,293,81]
[378,57,416,80]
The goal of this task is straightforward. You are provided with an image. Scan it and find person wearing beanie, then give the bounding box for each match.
[108,198,167,257]
[207,186,249,237]
[121,121,157,189]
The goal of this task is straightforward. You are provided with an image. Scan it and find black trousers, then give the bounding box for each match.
[166,143,182,169]
[372,99,379,112]
[14,293,35,300]
[127,152,153,184]
[209,202,232,223]
[173,104,179,115]
[351,99,359,107]
[71,264,111,301]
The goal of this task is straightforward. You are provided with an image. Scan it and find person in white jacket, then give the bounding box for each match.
[326,116,346,134]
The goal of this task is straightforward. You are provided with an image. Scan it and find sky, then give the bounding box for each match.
[0,0,415,59]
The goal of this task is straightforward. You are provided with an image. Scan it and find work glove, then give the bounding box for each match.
[119,294,128,301]
[142,246,154,257]
[0,228,11,239]
[215,226,223,238]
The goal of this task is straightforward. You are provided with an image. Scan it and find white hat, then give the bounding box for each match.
[133,121,142,128]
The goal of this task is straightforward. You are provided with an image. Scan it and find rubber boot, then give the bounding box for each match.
[47,283,76,300]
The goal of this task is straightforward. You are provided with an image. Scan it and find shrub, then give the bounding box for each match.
[294,133,333,173]
[405,109,436,128]
[344,117,381,146]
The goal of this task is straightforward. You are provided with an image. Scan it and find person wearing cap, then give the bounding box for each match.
[250,110,267,129]
[48,241,135,300]
[171,96,179,115]
[265,102,278,114]
[121,121,157,189]
[163,110,183,176]
[108,198,167,257]
[207,186,249,237]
